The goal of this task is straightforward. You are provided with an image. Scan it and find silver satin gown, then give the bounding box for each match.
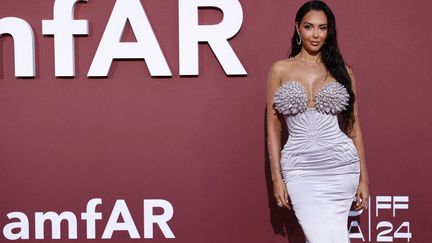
[273,81,360,243]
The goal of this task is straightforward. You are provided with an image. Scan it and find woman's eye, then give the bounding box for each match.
[320,26,327,30]
[304,25,311,30]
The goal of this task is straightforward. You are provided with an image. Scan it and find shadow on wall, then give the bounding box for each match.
[264,107,306,243]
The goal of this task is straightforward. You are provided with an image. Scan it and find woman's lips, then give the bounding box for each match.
[311,41,320,46]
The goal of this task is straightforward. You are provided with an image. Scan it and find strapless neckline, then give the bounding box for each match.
[273,80,349,115]
[281,80,339,101]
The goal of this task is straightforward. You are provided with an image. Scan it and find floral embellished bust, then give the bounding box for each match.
[273,81,350,116]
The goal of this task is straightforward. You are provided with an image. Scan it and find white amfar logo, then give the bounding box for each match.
[2,198,175,240]
[349,195,412,242]
[0,0,246,77]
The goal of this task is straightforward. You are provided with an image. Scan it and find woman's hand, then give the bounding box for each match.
[273,178,292,210]
[354,180,369,211]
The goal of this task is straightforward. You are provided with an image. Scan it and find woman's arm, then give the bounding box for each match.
[346,65,370,211]
[266,61,291,209]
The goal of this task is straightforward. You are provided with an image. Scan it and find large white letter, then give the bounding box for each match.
[3,212,29,240]
[81,198,102,239]
[35,211,77,239]
[0,17,35,77]
[348,208,365,241]
[376,196,391,217]
[144,199,175,238]
[102,199,140,239]
[179,0,246,75]
[88,0,171,77]
[42,0,89,77]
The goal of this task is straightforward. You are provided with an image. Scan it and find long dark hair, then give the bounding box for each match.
[288,0,355,135]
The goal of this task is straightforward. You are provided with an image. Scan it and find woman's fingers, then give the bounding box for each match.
[355,201,367,210]
[354,192,369,211]
[361,194,369,209]
[283,190,291,209]
[355,194,363,210]
[355,193,361,207]
[274,193,283,206]
[274,190,291,210]
[273,180,291,210]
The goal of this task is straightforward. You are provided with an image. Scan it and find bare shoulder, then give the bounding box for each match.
[345,63,359,96]
[345,63,358,85]
[268,58,293,77]
[345,64,355,78]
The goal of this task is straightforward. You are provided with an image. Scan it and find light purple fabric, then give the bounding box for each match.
[274,81,360,243]
[281,108,360,243]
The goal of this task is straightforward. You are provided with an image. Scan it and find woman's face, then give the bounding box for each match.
[296,10,328,52]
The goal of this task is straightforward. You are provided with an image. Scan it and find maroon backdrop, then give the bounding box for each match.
[1,0,431,242]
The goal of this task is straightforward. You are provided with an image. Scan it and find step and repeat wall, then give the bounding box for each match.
[1,0,430,242]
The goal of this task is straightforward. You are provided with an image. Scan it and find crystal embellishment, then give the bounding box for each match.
[273,81,350,115]
[314,82,350,114]
[273,81,308,115]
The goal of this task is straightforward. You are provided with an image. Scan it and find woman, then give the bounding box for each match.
[266,1,370,242]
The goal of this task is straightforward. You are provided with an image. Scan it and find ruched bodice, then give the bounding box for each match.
[285,108,340,137]
[272,80,360,243]
[281,108,360,175]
